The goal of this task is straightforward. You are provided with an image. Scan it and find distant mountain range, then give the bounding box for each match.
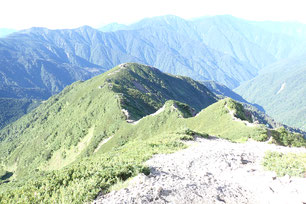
[0,15,305,130]
[101,15,306,68]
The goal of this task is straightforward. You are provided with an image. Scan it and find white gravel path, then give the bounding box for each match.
[93,137,306,204]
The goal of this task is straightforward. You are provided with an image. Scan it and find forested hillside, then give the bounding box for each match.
[236,55,306,130]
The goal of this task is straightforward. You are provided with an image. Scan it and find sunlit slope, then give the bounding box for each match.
[0,63,217,179]
[0,63,304,203]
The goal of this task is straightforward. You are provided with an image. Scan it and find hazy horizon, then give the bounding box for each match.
[1,0,306,30]
[2,14,306,32]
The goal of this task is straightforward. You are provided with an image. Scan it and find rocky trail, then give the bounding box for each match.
[94,137,306,204]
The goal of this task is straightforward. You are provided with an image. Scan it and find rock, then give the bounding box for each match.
[216,195,226,203]
[267,171,277,180]
[155,186,163,197]
[240,155,250,164]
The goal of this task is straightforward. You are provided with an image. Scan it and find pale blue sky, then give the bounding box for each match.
[1,0,306,29]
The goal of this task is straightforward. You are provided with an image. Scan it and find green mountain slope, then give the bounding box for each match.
[235,55,306,130]
[0,63,216,178]
[1,63,296,203]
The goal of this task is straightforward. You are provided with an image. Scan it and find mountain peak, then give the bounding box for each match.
[99,23,127,32]
[107,63,161,78]
[76,25,95,32]
[103,63,217,120]
[18,27,50,35]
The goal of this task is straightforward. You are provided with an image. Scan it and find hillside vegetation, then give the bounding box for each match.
[235,55,306,130]
[1,63,300,203]
[263,151,306,177]
[0,63,216,176]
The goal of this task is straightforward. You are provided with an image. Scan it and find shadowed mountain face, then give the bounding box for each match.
[202,80,249,103]
[0,28,105,99]
[0,98,40,129]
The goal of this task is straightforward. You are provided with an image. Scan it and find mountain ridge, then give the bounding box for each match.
[0,63,217,179]
[0,63,304,203]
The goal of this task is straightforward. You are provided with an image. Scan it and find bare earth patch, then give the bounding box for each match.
[94,138,306,204]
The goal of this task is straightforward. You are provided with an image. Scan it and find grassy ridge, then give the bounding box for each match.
[0,101,196,203]
[0,63,218,203]
[0,63,303,203]
[188,99,267,142]
[0,98,271,203]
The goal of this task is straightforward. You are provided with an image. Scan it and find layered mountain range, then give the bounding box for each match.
[0,15,305,129]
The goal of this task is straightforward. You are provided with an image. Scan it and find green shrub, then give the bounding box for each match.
[271,127,306,147]
[179,134,194,140]
[226,99,252,122]
[251,129,268,142]
[262,151,306,177]
[177,128,209,139]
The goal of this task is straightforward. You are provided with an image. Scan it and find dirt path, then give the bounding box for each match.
[94,138,306,204]
[132,105,166,125]
[225,103,256,127]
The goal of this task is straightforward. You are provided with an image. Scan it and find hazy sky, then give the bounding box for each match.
[1,0,306,29]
